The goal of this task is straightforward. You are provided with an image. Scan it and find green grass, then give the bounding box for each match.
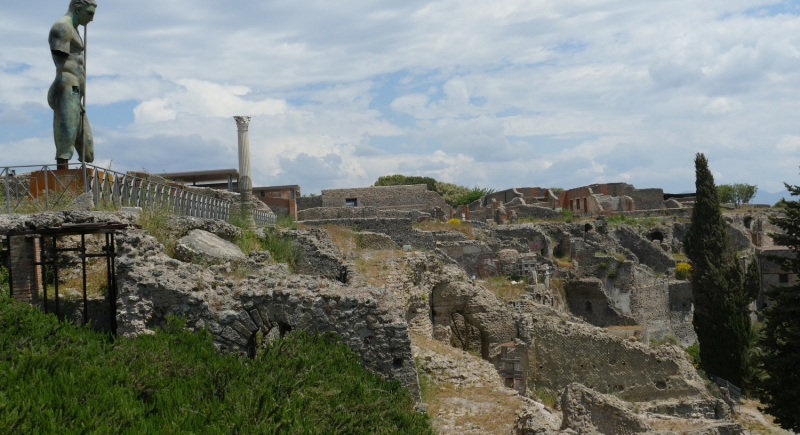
[532,389,559,408]
[137,204,178,257]
[261,228,301,270]
[0,295,432,434]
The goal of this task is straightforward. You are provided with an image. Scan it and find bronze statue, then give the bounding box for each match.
[48,0,96,168]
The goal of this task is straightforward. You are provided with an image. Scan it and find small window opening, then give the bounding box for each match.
[345,198,358,207]
[585,223,593,233]
[649,231,664,242]
[585,301,593,313]
[779,274,789,284]
[744,217,753,230]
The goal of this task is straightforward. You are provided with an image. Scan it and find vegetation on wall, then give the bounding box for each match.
[373,174,493,206]
[758,177,800,430]
[684,153,753,386]
[0,295,433,434]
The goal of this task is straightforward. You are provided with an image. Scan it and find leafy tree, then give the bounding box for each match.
[717,184,735,204]
[759,178,800,429]
[717,183,758,207]
[434,181,471,206]
[684,153,752,385]
[734,183,758,206]
[454,186,495,206]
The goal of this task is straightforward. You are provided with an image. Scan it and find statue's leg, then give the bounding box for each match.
[75,112,94,163]
[52,85,81,161]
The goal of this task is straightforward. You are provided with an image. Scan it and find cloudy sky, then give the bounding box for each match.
[2,0,800,198]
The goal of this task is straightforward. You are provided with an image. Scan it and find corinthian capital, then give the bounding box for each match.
[234,116,251,131]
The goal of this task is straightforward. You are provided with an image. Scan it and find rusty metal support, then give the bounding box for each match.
[81,233,88,326]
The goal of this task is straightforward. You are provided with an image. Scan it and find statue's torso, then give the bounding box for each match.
[49,16,85,88]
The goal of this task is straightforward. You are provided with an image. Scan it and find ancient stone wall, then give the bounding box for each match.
[629,280,671,340]
[668,281,697,346]
[320,185,449,211]
[300,218,435,250]
[564,279,637,327]
[297,206,430,222]
[611,226,676,273]
[296,195,323,211]
[518,306,706,402]
[114,230,421,398]
[514,205,562,221]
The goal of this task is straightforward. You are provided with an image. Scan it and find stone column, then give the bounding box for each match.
[234,116,256,228]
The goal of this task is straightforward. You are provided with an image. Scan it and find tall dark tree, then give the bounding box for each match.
[684,153,752,385]
[759,179,800,430]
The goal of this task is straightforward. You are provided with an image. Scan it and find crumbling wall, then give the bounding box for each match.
[565,279,637,327]
[668,281,697,346]
[611,226,676,273]
[437,241,495,278]
[630,280,671,340]
[431,281,517,359]
[518,306,706,402]
[114,230,421,398]
[514,205,562,221]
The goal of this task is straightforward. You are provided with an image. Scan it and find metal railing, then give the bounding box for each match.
[708,374,742,413]
[1,162,277,225]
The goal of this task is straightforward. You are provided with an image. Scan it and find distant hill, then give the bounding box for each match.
[752,189,792,206]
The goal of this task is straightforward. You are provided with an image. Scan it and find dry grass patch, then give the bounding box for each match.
[320,224,357,254]
[479,276,527,303]
[50,260,109,300]
[645,416,710,432]
[355,250,403,287]
[424,383,523,435]
[555,257,574,269]
[736,398,790,434]
[414,220,475,240]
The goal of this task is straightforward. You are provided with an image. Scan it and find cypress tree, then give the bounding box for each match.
[684,153,751,385]
[759,180,800,430]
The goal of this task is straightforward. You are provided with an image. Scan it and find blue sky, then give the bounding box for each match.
[2,0,800,198]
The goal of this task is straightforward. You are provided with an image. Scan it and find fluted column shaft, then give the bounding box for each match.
[234,116,256,228]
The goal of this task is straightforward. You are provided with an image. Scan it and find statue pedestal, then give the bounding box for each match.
[27,168,111,200]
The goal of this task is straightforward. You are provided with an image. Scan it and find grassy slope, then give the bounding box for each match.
[0,296,432,434]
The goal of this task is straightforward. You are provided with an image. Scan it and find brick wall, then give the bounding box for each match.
[9,236,41,304]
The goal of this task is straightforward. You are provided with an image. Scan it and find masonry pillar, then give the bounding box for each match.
[234,116,256,228]
[8,236,41,304]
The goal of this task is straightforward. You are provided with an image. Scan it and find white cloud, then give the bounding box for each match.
[3,0,800,194]
[776,135,800,153]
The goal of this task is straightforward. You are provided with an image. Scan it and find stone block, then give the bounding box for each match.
[174,229,246,265]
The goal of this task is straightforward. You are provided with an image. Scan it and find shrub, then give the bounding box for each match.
[675,262,693,280]
[608,270,618,279]
[598,262,608,270]
[447,218,461,225]
[684,342,701,368]
[0,295,433,434]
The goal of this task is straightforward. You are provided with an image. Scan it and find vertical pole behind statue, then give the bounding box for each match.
[234,116,256,228]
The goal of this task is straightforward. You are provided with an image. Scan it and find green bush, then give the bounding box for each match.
[684,342,701,369]
[608,270,618,279]
[0,295,432,434]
